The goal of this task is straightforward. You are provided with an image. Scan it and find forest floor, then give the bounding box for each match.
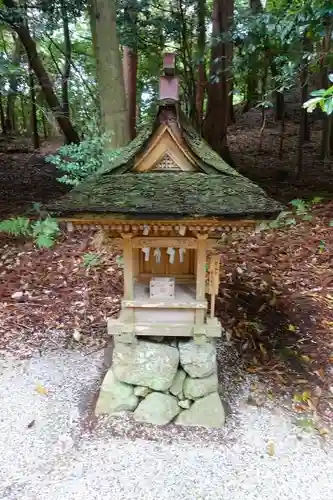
[0,111,333,432]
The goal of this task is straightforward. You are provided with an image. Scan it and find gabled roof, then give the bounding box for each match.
[47,100,283,219]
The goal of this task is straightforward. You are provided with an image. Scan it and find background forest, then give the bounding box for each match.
[0,0,333,190]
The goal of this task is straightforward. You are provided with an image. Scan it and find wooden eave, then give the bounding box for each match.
[58,216,257,236]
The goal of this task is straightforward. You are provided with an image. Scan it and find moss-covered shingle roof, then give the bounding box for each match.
[47,101,283,219]
[49,173,282,219]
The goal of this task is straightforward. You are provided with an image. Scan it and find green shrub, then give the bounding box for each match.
[81,252,103,268]
[46,133,121,186]
[257,197,323,231]
[0,216,60,248]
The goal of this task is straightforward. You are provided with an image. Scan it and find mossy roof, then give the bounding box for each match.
[96,102,240,178]
[48,173,282,219]
[47,100,283,219]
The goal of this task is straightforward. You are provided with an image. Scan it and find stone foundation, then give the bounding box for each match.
[96,337,225,428]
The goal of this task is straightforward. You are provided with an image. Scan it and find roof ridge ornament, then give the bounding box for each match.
[159,52,179,102]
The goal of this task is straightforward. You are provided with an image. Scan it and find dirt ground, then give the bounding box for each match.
[0,112,333,429]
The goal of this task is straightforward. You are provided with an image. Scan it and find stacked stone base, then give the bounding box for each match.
[95,337,225,428]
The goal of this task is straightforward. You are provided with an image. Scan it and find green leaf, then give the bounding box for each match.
[277,210,292,220]
[303,97,322,113]
[323,98,333,115]
[35,234,55,249]
[329,220,333,227]
[81,252,102,268]
[290,199,305,209]
[302,214,313,221]
[309,89,326,97]
[0,217,31,236]
[285,218,297,226]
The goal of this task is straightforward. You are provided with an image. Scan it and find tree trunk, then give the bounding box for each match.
[122,1,138,140]
[177,0,197,126]
[226,0,234,124]
[60,0,71,121]
[0,95,6,134]
[28,65,40,149]
[242,0,262,113]
[195,0,207,131]
[6,35,21,133]
[20,95,26,132]
[320,18,332,160]
[123,46,137,140]
[270,61,284,121]
[42,112,48,139]
[4,0,80,144]
[299,35,310,143]
[203,0,233,164]
[89,0,130,148]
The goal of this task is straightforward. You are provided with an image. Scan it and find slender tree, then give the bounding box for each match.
[89,0,130,148]
[2,0,80,144]
[203,0,233,163]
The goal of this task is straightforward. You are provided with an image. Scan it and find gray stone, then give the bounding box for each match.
[175,392,225,428]
[178,399,191,409]
[179,339,217,378]
[183,372,218,399]
[95,370,138,415]
[150,336,165,343]
[177,391,184,401]
[134,386,150,398]
[169,369,186,396]
[134,392,180,425]
[113,340,179,391]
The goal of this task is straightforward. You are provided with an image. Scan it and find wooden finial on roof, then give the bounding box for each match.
[159,52,179,101]
[163,53,176,76]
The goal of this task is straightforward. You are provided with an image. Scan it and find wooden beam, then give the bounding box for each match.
[122,233,134,300]
[132,237,197,248]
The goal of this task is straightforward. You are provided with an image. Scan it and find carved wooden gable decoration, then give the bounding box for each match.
[133,124,197,173]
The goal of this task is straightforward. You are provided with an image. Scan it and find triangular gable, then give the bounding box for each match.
[133,124,199,173]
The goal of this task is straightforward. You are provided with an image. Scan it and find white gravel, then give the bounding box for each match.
[0,348,332,500]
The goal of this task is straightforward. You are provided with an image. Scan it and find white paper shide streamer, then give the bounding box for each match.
[167,247,175,264]
[142,247,150,261]
[154,248,161,263]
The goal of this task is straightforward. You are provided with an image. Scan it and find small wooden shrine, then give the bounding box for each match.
[49,53,282,345]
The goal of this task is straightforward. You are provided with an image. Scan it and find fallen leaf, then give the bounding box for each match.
[295,418,314,430]
[267,441,275,456]
[35,383,48,396]
[246,366,258,373]
[73,329,81,342]
[259,343,267,356]
[317,427,330,436]
[287,324,297,332]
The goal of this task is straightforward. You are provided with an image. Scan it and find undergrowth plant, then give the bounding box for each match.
[81,252,103,268]
[303,75,333,116]
[46,133,121,186]
[0,215,60,248]
[258,197,323,231]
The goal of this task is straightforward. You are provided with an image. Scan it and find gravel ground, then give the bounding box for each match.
[0,348,332,500]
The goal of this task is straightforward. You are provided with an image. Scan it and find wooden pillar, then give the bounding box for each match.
[196,234,208,300]
[208,254,220,318]
[195,234,208,326]
[122,234,134,300]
